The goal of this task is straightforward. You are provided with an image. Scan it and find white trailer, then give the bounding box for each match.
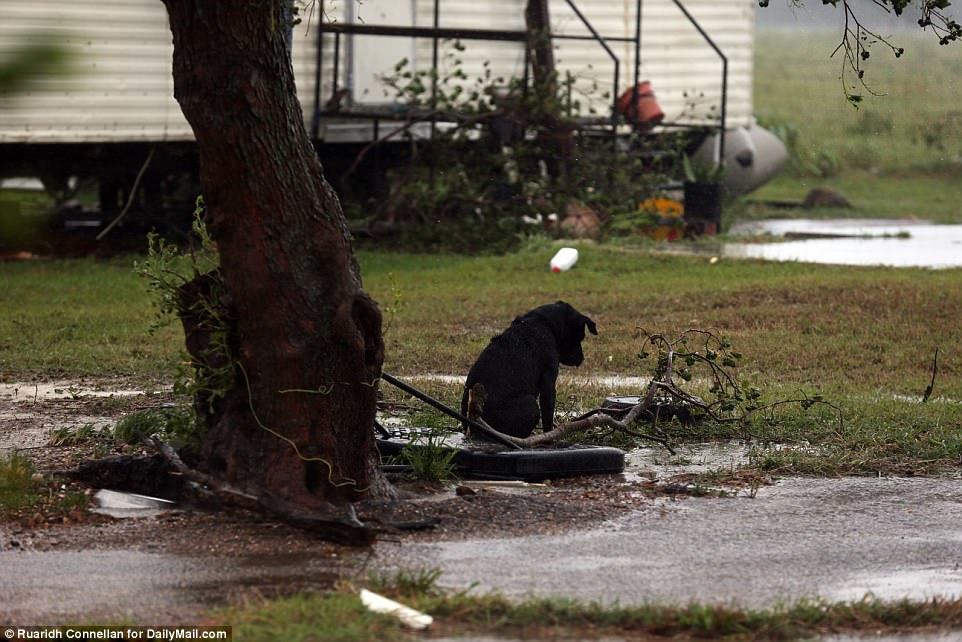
[0,0,780,212]
[315,0,754,138]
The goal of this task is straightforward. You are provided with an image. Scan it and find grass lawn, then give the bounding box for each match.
[216,572,962,642]
[0,257,182,380]
[2,245,960,475]
[736,31,962,224]
[5,247,957,397]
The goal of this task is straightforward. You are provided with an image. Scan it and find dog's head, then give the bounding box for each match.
[525,301,598,367]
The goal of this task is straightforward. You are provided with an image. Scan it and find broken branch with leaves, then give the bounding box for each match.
[467,328,842,452]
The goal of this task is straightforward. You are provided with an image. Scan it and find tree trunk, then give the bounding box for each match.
[161,1,386,514]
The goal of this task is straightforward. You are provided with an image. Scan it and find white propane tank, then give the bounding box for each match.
[550,247,579,272]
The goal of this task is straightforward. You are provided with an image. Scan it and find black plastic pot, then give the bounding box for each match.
[683,181,723,234]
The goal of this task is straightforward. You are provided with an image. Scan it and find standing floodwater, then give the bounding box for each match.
[723,219,962,269]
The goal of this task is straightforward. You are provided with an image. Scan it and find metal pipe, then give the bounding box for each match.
[380,373,522,450]
[318,22,636,43]
[631,0,642,122]
[562,0,619,134]
[430,0,440,140]
[553,33,635,43]
[671,0,728,162]
[332,32,341,97]
[428,0,440,185]
[522,41,531,102]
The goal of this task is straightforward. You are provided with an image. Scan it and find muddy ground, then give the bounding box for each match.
[0,381,667,624]
[3,381,962,633]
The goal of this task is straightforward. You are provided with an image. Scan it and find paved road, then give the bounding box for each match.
[3,476,962,625]
[379,477,962,608]
[0,549,363,623]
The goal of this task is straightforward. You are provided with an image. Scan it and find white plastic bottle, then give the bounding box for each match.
[550,247,579,272]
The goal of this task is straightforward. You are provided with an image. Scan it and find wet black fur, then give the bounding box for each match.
[461,301,597,439]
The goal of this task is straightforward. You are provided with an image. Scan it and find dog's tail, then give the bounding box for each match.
[464,383,487,437]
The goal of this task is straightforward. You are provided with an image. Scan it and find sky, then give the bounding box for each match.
[756,0,962,32]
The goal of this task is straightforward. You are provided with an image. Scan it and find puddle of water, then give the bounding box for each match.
[0,411,114,452]
[890,393,961,405]
[829,567,962,603]
[724,219,962,269]
[730,218,938,236]
[0,382,158,402]
[380,477,962,610]
[434,638,627,642]
[824,634,962,642]
[0,380,168,453]
[626,440,752,480]
[0,550,358,623]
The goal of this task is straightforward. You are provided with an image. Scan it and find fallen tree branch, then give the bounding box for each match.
[149,436,258,503]
[464,326,846,455]
[466,387,676,454]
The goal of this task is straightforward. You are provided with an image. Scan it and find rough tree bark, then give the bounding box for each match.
[160,1,389,529]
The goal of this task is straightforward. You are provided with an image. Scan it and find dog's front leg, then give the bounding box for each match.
[538,375,557,433]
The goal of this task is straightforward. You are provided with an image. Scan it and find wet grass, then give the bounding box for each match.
[0,452,88,518]
[740,31,962,224]
[3,247,961,476]
[218,577,962,641]
[747,395,962,476]
[0,452,38,512]
[732,169,962,225]
[220,591,416,642]
[754,32,962,176]
[396,432,459,483]
[362,244,962,401]
[421,593,962,640]
[0,257,182,379]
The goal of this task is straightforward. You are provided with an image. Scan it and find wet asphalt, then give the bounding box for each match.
[378,476,962,608]
[0,550,362,623]
[3,473,962,635]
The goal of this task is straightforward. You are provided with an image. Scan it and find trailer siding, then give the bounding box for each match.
[0,0,318,143]
[1,0,752,144]
[404,0,754,127]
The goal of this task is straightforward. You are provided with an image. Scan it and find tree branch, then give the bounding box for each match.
[466,394,676,454]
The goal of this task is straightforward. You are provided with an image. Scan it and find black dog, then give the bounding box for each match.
[461,301,597,439]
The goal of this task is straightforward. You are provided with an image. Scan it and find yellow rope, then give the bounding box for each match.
[237,362,371,492]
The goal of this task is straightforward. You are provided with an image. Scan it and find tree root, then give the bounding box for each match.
[149,437,378,546]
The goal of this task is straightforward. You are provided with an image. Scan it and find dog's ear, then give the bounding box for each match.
[584,316,598,335]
